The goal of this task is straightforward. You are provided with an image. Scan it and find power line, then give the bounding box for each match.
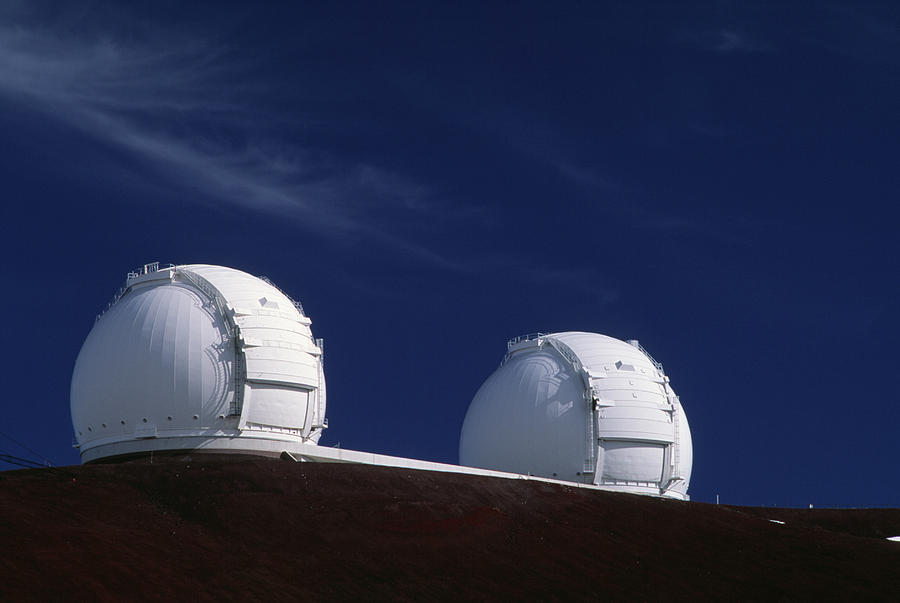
[0,451,46,469]
[0,429,54,467]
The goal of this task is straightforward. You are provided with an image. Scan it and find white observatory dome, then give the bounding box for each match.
[71,263,327,462]
[460,332,692,499]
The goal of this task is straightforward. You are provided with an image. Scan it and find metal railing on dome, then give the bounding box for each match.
[626,339,665,373]
[96,262,176,323]
[126,261,161,280]
[506,332,546,350]
[258,275,306,316]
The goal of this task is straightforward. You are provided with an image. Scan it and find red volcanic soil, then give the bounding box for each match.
[2,456,900,601]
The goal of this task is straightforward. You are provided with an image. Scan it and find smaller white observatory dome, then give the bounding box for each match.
[460,332,692,499]
[71,263,327,462]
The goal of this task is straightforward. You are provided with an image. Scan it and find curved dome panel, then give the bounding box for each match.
[459,349,586,480]
[460,332,692,499]
[71,263,327,462]
[71,282,232,445]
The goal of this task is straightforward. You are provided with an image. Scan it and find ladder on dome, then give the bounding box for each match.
[537,335,599,484]
[672,396,680,474]
[660,387,683,493]
[175,268,245,417]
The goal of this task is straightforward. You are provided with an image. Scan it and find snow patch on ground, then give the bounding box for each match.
[769,519,786,525]
[887,536,900,542]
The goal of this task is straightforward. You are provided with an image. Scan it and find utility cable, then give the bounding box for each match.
[0,429,54,467]
[0,451,46,469]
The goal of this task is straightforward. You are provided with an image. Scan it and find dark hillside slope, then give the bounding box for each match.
[2,457,899,601]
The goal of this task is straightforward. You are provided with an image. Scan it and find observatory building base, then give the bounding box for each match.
[83,437,689,500]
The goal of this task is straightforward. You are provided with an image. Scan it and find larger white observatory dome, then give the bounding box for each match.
[460,332,692,499]
[71,263,327,462]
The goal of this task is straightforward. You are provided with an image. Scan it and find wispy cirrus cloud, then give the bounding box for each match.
[804,4,900,66]
[711,30,771,54]
[672,27,773,55]
[553,161,623,193]
[0,14,462,264]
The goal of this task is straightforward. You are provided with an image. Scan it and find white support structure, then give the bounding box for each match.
[79,433,664,497]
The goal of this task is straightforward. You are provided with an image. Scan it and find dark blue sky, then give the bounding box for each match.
[1,2,898,506]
